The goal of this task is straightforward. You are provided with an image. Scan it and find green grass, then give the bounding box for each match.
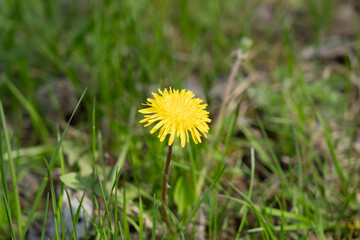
[1,0,360,239]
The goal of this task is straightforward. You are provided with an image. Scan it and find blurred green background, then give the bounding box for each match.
[1,0,360,239]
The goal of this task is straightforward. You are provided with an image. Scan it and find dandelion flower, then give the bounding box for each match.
[139,88,211,148]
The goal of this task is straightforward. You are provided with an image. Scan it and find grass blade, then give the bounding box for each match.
[91,98,96,190]
[0,99,22,236]
[79,198,103,238]
[20,88,87,239]
[257,119,287,186]
[56,130,65,240]
[114,168,121,239]
[227,186,276,239]
[3,75,48,141]
[317,113,347,190]
[118,220,124,240]
[152,194,158,240]
[70,191,87,239]
[182,164,226,229]
[96,166,112,234]
[0,134,15,239]
[101,167,122,235]
[64,188,78,240]
[110,105,135,184]
[40,193,50,240]
[224,193,309,223]
[122,180,131,240]
[235,147,256,238]
[44,159,61,240]
[129,155,144,239]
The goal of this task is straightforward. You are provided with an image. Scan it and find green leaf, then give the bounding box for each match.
[173,176,196,215]
[59,172,93,191]
[62,141,93,176]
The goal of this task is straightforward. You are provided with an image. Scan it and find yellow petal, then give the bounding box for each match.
[168,127,176,146]
[180,125,185,148]
[150,121,165,134]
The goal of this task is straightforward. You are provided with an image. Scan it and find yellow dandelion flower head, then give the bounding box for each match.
[139,88,211,148]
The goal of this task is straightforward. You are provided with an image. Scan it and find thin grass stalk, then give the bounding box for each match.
[235,148,256,238]
[44,159,61,239]
[161,144,174,234]
[114,168,121,239]
[317,113,347,190]
[122,180,131,240]
[78,199,100,236]
[182,164,227,229]
[0,100,22,236]
[0,135,15,239]
[96,166,112,233]
[84,211,88,240]
[139,192,144,239]
[213,193,218,239]
[92,98,96,190]
[214,50,243,138]
[118,221,124,239]
[129,155,144,239]
[63,188,78,239]
[56,129,65,240]
[101,167,121,234]
[40,193,50,240]
[71,191,87,238]
[152,194,158,240]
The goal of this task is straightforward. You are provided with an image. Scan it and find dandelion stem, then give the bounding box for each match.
[162,144,174,234]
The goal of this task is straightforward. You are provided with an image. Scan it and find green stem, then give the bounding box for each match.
[162,144,174,234]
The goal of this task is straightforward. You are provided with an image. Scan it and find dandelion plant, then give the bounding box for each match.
[139,88,211,234]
